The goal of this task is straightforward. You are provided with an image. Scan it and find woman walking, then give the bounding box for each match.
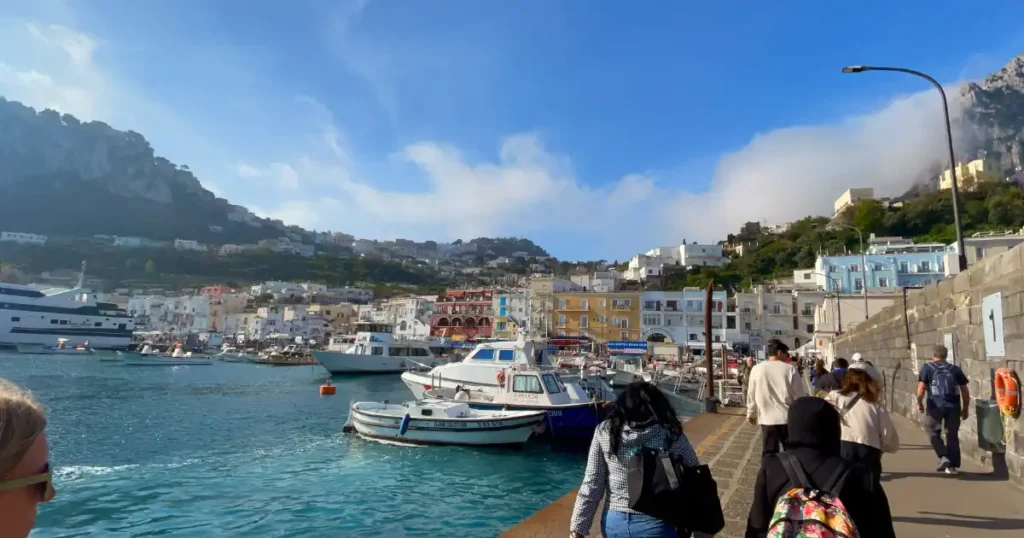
[569,382,700,538]
[0,378,56,538]
[824,368,899,485]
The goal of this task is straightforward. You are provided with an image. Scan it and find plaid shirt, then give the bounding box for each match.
[569,421,700,535]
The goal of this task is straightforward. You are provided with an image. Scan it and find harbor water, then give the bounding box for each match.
[1,352,591,537]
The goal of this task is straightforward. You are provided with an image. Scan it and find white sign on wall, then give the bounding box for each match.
[981,293,1006,358]
[943,333,955,365]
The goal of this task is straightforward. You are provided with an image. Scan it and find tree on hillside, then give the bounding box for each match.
[144,260,156,274]
[851,200,886,235]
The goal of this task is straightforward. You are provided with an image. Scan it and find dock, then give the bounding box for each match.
[501,407,1024,537]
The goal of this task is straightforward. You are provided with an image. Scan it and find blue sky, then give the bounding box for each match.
[2,0,1023,260]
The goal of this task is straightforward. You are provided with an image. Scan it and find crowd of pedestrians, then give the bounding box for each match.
[567,338,971,538]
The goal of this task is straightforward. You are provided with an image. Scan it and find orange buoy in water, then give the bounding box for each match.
[320,379,336,395]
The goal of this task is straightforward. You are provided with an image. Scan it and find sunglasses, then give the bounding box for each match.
[0,463,55,502]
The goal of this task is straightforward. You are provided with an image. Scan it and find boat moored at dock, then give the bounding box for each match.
[348,400,545,446]
[16,338,95,355]
[312,322,451,374]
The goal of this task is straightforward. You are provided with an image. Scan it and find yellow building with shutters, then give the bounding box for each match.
[939,157,1002,191]
[552,291,641,342]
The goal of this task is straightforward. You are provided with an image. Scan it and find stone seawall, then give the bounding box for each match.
[833,243,1024,484]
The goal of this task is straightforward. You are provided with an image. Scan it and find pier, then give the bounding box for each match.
[501,407,1024,537]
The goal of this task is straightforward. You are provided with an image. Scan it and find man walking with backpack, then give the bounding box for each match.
[917,344,970,474]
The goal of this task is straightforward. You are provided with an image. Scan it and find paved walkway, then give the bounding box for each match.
[502,409,1024,537]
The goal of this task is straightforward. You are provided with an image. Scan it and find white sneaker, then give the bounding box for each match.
[945,467,959,475]
[937,457,951,472]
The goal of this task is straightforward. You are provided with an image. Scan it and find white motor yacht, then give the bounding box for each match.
[311,322,451,374]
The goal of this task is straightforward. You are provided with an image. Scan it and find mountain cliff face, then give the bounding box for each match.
[959,53,1024,171]
[0,98,278,242]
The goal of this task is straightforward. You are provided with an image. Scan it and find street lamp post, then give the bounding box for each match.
[842,65,968,272]
[830,224,869,320]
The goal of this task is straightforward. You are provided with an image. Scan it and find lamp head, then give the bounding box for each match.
[842,65,867,74]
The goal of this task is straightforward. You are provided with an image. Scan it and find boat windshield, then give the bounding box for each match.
[541,373,561,394]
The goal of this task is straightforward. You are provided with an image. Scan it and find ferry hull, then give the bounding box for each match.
[350,408,543,446]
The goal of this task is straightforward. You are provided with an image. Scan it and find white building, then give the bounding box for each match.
[250,281,305,298]
[325,286,373,304]
[219,244,245,255]
[151,295,212,333]
[174,239,206,251]
[571,270,621,293]
[679,243,728,268]
[734,288,826,356]
[0,231,47,245]
[380,296,434,339]
[946,228,1024,271]
[640,289,728,350]
[833,188,874,217]
[113,236,144,248]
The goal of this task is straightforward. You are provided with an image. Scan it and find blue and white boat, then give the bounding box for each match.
[348,400,545,446]
[406,338,614,442]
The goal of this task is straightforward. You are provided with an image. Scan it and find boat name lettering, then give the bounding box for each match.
[430,420,504,429]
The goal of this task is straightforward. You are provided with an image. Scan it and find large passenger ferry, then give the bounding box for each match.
[0,275,133,350]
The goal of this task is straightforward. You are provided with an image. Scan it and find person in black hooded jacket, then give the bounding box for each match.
[744,396,896,538]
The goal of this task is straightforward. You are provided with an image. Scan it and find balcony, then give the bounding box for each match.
[800,309,814,316]
[612,304,633,311]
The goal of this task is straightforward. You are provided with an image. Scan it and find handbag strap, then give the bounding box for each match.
[839,394,861,418]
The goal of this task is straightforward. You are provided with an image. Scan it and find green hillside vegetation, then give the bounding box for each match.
[0,243,446,293]
[667,182,1024,292]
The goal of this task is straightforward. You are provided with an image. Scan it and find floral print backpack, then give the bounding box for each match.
[766,452,860,538]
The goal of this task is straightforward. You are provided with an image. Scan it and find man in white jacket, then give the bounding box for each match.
[746,339,807,456]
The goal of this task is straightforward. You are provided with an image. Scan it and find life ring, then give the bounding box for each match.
[994,368,1022,419]
[496,370,506,387]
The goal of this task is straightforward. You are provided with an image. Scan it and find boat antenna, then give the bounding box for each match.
[77,260,86,289]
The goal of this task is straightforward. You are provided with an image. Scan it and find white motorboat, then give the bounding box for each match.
[312,322,451,374]
[422,363,612,442]
[605,354,653,388]
[17,338,95,355]
[401,337,555,399]
[216,347,252,362]
[347,400,545,446]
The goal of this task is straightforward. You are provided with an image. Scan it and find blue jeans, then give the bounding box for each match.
[602,509,677,538]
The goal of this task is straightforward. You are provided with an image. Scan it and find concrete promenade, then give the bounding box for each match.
[501,408,1024,537]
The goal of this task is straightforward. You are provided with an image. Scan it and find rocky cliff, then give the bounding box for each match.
[959,53,1024,171]
[0,98,279,242]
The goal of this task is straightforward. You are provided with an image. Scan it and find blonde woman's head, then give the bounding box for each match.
[0,378,53,538]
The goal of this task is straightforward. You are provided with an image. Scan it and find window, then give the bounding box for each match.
[713,335,721,342]
[773,330,783,336]
[801,303,814,316]
[600,299,606,307]
[899,262,909,273]
[644,300,657,310]
[94,322,102,327]
[371,346,384,356]
[611,299,631,309]
[580,315,589,329]
[689,333,698,341]
[744,322,751,330]
[666,300,678,311]
[920,261,932,272]
[806,324,814,333]
[642,314,659,326]
[616,318,629,329]
[541,374,561,394]
[854,278,863,291]
[621,331,630,339]
[772,304,782,314]
[727,316,736,329]
[976,247,985,260]
[50,319,58,325]
[557,315,566,328]
[873,264,883,271]
[412,348,430,357]
[598,315,606,323]
[580,299,589,311]
[471,348,495,360]
[391,347,409,357]
[496,321,507,330]
[10,316,19,322]
[558,299,567,309]
[512,375,543,394]
[851,264,862,272]
[878,277,889,287]
[803,272,811,280]
[498,349,515,361]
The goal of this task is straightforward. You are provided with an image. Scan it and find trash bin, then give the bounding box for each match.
[976,399,1006,454]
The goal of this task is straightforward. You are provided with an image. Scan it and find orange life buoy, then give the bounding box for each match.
[994,368,1021,419]
[496,370,506,387]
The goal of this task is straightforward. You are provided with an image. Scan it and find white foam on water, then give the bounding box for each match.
[54,464,139,480]
[355,434,421,448]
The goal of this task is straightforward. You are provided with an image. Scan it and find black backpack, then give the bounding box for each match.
[625,437,725,535]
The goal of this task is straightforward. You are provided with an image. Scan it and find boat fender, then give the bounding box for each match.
[399,413,411,436]
[496,370,506,387]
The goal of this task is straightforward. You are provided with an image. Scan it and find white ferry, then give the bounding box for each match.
[0,281,133,350]
[311,322,450,374]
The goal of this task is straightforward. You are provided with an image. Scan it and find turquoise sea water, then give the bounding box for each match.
[0,352,589,537]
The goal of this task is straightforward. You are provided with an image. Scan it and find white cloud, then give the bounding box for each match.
[235,162,300,190]
[236,163,263,178]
